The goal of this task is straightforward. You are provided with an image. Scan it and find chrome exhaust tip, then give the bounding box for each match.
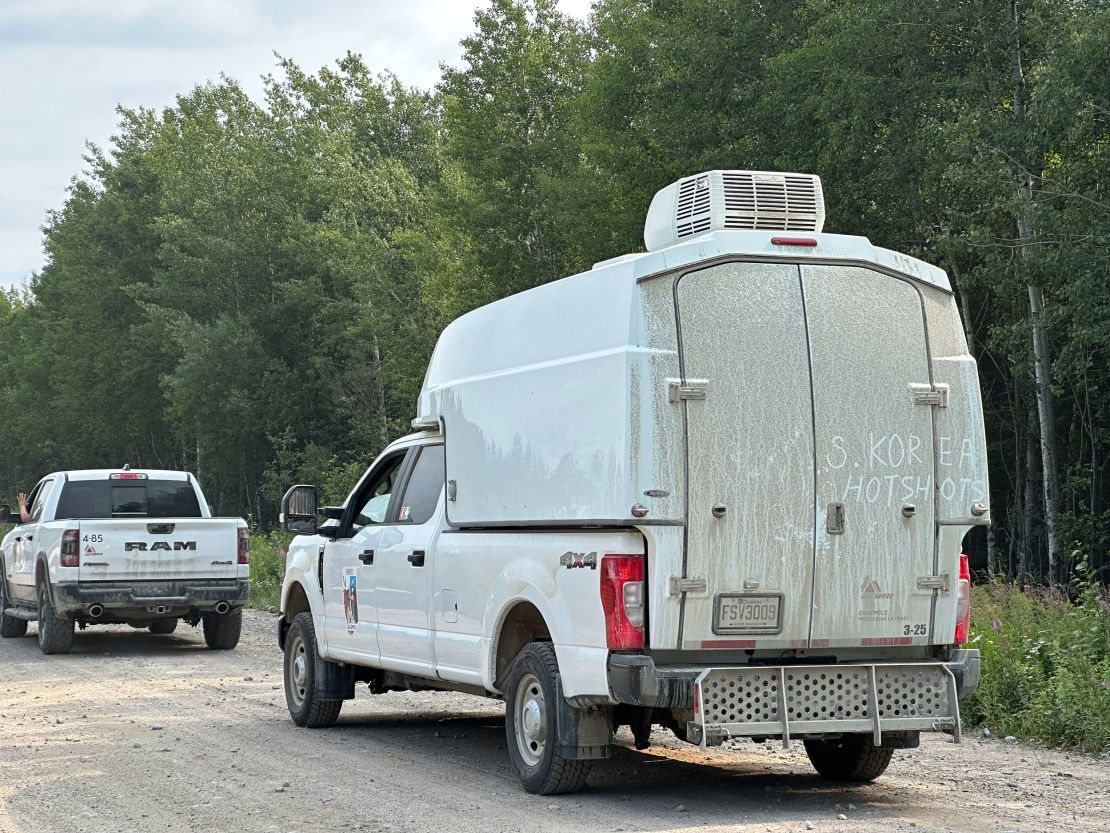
[88,604,104,618]
[214,601,230,615]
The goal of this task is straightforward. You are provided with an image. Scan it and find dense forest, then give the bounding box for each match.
[1,0,1108,585]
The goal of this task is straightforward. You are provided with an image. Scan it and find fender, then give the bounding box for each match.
[481,558,561,693]
[279,536,328,655]
[34,553,53,598]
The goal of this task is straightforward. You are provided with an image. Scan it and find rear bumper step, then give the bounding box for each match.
[689,662,961,749]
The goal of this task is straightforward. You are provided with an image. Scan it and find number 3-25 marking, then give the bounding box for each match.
[903,623,927,636]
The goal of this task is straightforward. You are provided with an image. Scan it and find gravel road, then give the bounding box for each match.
[1,610,1106,833]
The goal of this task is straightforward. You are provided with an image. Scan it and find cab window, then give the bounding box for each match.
[350,453,407,532]
[29,479,53,522]
[396,446,444,526]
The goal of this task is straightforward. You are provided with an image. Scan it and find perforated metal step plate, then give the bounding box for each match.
[690,662,960,748]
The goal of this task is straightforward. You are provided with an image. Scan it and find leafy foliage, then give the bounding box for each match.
[1,0,1109,584]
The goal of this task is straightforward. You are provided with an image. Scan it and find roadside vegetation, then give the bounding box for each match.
[965,575,1110,755]
[247,532,290,612]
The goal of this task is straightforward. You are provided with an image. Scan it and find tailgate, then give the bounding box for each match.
[77,519,240,582]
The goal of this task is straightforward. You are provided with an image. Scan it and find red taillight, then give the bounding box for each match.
[954,553,971,644]
[237,528,250,565]
[61,529,80,567]
[770,236,818,247]
[600,554,645,650]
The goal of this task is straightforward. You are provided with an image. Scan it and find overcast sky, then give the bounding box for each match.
[0,0,592,291]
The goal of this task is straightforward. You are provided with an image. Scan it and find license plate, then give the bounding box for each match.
[713,593,783,635]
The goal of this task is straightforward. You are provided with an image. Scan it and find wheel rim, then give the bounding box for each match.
[286,632,307,708]
[513,672,547,767]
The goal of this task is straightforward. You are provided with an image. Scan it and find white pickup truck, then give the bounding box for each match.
[276,170,987,795]
[1,468,250,654]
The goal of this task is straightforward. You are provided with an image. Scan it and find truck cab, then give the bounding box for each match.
[276,169,987,795]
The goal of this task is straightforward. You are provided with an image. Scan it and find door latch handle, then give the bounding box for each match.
[359,549,374,565]
[407,550,426,567]
[826,502,845,534]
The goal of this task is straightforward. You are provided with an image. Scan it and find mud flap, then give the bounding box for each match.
[554,673,612,760]
[315,653,355,700]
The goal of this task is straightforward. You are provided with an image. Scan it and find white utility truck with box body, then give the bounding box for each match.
[1,468,250,654]
[277,169,988,794]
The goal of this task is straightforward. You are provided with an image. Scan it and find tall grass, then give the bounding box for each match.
[965,569,1110,755]
[247,531,290,612]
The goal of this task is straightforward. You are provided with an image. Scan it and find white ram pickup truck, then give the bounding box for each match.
[1,468,250,654]
[276,169,987,795]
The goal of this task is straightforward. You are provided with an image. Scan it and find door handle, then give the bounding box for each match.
[359,549,375,565]
[407,550,425,567]
[24,535,32,542]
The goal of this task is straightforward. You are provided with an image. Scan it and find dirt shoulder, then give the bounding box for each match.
[0,611,1106,833]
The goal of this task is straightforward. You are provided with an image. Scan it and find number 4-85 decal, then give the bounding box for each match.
[82,533,103,543]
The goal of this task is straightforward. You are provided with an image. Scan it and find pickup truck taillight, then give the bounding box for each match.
[954,553,971,644]
[237,528,250,565]
[600,554,644,650]
[60,529,80,567]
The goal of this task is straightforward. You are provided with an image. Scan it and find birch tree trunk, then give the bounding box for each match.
[1008,0,1062,584]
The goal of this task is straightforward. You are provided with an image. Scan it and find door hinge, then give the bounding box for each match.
[669,576,708,596]
[668,379,708,403]
[916,574,951,592]
[910,383,949,407]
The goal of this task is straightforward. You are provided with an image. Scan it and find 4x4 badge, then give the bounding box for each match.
[559,551,597,570]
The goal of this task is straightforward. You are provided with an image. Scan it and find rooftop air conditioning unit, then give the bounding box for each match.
[643,169,825,251]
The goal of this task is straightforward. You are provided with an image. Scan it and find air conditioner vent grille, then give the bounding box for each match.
[644,169,825,250]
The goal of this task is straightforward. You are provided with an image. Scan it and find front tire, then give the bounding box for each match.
[504,642,591,795]
[1,572,28,638]
[284,612,342,728]
[149,618,179,635]
[36,582,74,655]
[804,735,894,782]
[202,608,242,649]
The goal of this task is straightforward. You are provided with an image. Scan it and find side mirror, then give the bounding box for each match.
[0,504,12,524]
[280,485,318,536]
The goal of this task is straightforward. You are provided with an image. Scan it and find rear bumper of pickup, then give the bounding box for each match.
[608,649,980,746]
[51,578,250,618]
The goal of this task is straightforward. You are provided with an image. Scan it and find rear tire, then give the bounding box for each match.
[284,612,342,728]
[1,572,28,638]
[804,735,894,782]
[504,642,591,795]
[36,582,74,655]
[201,608,241,649]
[149,618,179,635]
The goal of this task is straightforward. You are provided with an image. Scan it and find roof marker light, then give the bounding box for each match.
[770,236,818,247]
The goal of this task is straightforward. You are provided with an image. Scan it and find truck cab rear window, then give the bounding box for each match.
[55,480,202,519]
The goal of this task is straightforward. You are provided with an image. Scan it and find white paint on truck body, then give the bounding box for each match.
[413,227,986,657]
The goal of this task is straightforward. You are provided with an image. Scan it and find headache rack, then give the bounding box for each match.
[689,662,961,748]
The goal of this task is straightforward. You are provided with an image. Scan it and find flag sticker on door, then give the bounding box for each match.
[343,567,358,633]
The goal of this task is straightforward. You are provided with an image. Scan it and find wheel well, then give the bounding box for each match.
[494,601,551,690]
[278,582,312,651]
[35,559,48,587]
[284,582,311,622]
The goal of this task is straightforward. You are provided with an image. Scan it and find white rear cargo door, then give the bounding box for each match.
[675,261,815,651]
[802,265,937,648]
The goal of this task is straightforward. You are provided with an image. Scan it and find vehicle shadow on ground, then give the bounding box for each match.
[334,707,886,819]
[7,627,212,657]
